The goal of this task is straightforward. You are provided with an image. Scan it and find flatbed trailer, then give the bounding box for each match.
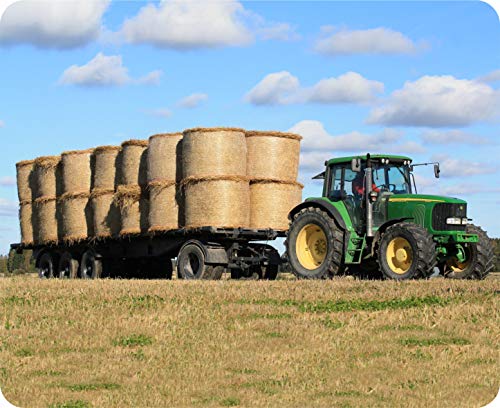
[11,227,285,280]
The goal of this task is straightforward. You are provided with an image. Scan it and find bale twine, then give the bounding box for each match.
[19,200,33,245]
[114,185,149,236]
[90,188,120,239]
[182,127,247,178]
[148,180,180,233]
[246,131,302,182]
[34,156,60,198]
[147,133,183,183]
[120,140,148,186]
[249,179,303,230]
[58,192,92,243]
[16,160,35,202]
[61,149,93,194]
[183,175,249,229]
[33,196,58,244]
[92,145,121,190]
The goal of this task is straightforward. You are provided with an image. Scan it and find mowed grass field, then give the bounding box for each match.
[0,276,499,407]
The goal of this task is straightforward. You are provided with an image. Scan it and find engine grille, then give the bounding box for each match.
[432,203,467,231]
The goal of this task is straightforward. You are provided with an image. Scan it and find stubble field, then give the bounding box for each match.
[0,275,499,407]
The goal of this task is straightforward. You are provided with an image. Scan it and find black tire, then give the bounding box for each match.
[38,252,56,279]
[177,243,223,280]
[58,252,79,279]
[378,223,436,280]
[444,224,495,280]
[286,207,344,279]
[80,250,102,279]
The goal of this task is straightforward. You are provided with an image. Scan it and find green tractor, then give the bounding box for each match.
[286,154,495,280]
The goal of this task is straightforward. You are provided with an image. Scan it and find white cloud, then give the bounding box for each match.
[0,177,15,187]
[246,71,383,105]
[58,53,162,87]
[0,198,17,217]
[257,22,298,41]
[437,183,500,196]
[432,154,497,177]
[144,108,172,119]
[420,130,491,145]
[367,75,500,127]
[177,93,208,108]
[478,69,500,83]
[0,0,110,49]
[315,27,419,56]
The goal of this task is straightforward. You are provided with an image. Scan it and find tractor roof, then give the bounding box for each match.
[326,154,412,166]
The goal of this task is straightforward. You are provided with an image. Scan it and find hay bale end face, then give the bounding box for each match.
[61,149,93,194]
[92,146,121,190]
[148,180,180,233]
[19,200,34,245]
[148,133,183,183]
[58,192,92,243]
[90,188,120,239]
[249,179,303,230]
[182,127,247,178]
[33,156,60,198]
[33,196,58,244]
[16,160,35,202]
[114,185,149,236]
[183,175,250,229]
[120,140,148,186]
[246,131,302,182]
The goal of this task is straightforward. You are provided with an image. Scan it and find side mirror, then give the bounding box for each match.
[434,164,440,179]
[351,158,361,172]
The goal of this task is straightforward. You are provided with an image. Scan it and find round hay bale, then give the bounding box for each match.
[92,145,121,190]
[58,192,92,243]
[183,175,249,229]
[33,196,58,244]
[246,131,302,181]
[61,149,93,194]
[147,133,183,182]
[34,156,60,198]
[19,200,33,245]
[114,185,149,236]
[120,140,148,186]
[249,179,303,230]
[90,188,120,239]
[148,180,180,233]
[182,127,247,178]
[16,160,35,202]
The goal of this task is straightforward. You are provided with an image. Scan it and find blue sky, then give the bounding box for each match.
[0,0,499,253]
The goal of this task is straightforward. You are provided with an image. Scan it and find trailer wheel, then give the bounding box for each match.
[38,252,56,279]
[58,252,79,279]
[177,243,221,280]
[80,250,102,279]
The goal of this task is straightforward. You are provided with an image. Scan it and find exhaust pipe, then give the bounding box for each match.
[365,153,374,237]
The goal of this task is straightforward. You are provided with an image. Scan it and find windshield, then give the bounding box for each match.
[372,164,412,194]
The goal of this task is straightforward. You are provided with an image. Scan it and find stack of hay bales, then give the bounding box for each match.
[115,140,149,235]
[59,149,93,242]
[90,146,121,238]
[246,131,303,230]
[182,128,249,228]
[147,133,183,233]
[16,160,35,245]
[32,156,60,244]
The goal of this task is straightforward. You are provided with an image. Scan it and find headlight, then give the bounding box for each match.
[446,217,468,225]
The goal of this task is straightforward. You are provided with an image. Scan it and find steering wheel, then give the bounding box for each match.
[376,184,389,192]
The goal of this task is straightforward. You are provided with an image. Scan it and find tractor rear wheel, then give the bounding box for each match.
[286,207,344,279]
[378,223,436,280]
[443,224,495,280]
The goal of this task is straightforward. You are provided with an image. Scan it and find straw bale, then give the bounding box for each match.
[19,200,33,245]
[33,156,61,198]
[93,145,121,190]
[90,189,120,238]
[182,127,247,178]
[147,133,183,182]
[16,159,35,202]
[61,149,93,194]
[249,179,303,230]
[148,180,180,233]
[246,131,302,181]
[58,192,92,243]
[115,185,149,235]
[33,196,58,244]
[183,175,249,229]
[120,140,148,186]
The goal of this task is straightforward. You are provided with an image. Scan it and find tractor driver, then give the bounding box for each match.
[352,171,380,198]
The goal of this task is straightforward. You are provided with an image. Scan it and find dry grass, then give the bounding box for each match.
[0,277,498,407]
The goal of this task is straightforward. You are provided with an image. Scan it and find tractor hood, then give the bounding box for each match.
[387,194,467,205]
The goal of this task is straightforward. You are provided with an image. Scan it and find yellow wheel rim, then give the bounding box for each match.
[446,248,472,272]
[386,237,413,274]
[296,223,327,270]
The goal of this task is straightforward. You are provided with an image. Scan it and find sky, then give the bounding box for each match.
[0,0,499,253]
